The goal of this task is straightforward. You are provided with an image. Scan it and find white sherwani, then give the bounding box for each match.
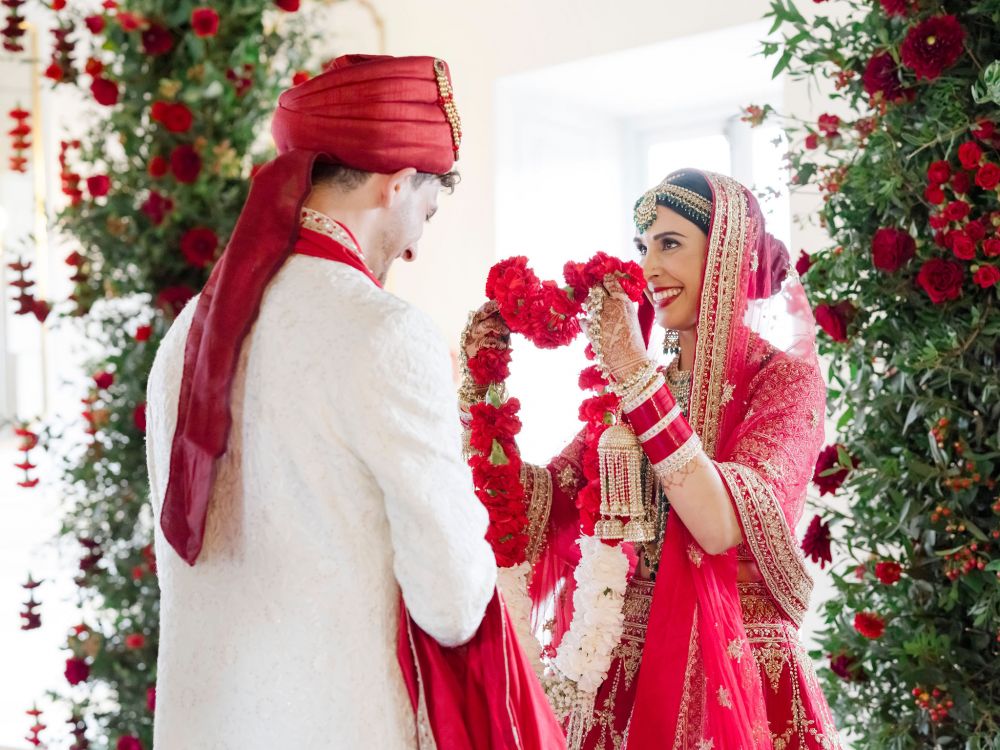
[145,255,498,749]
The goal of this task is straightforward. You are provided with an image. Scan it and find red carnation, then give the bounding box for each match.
[814,301,855,343]
[90,77,119,106]
[116,736,143,750]
[135,325,152,342]
[879,0,911,16]
[148,155,168,178]
[179,226,219,267]
[93,371,114,389]
[141,24,173,55]
[853,611,886,639]
[84,15,105,33]
[801,514,832,568]
[467,347,512,386]
[133,403,147,432]
[578,393,618,427]
[191,7,220,37]
[86,175,110,198]
[927,160,951,185]
[973,265,1000,289]
[156,285,195,316]
[170,144,201,184]
[813,444,856,496]
[468,399,521,453]
[65,657,90,685]
[578,365,609,392]
[147,686,156,712]
[917,258,964,303]
[862,52,908,103]
[900,15,966,81]
[140,190,173,226]
[275,0,300,10]
[871,227,915,273]
[874,561,902,585]
[976,163,1000,191]
[958,142,983,170]
[162,103,193,133]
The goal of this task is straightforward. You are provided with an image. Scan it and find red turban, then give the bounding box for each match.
[160,54,462,565]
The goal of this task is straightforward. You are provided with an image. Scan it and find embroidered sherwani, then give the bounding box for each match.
[145,215,498,749]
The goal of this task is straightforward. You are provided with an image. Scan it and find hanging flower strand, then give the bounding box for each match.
[15,422,41,488]
[20,575,42,630]
[8,106,30,172]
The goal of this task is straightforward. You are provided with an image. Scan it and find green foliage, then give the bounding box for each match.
[765,1,1000,747]
[20,1,314,746]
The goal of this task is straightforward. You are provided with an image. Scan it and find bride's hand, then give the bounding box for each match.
[589,278,649,382]
[462,300,511,362]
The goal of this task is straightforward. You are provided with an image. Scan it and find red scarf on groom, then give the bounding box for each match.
[158,54,563,749]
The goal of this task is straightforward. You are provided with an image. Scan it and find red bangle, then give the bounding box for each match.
[624,382,677,435]
[639,415,694,464]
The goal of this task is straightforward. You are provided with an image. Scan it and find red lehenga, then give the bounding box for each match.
[520,171,842,749]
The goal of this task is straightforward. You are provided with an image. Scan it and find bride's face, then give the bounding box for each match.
[635,206,709,333]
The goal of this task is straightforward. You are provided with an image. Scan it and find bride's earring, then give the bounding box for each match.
[663,329,680,358]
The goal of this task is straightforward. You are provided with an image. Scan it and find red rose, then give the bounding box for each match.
[853,611,886,639]
[973,120,997,142]
[116,11,143,31]
[125,633,146,649]
[163,103,193,133]
[147,685,156,712]
[66,251,83,266]
[814,301,855,342]
[140,190,173,226]
[795,250,812,276]
[817,113,840,138]
[133,402,147,432]
[943,200,970,223]
[135,325,152,342]
[44,63,65,82]
[86,175,110,198]
[976,163,1000,191]
[829,653,863,681]
[966,220,987,242]
[917,258,964,303]
[90,77,119,106]
[871,227,915,273]
[984,238,1000,257]
[578,365,609,392]
[147,155,168,177]
[141,24,173,55]
[292,70,310,86]
[85,57,104,76]
[65,657,90,685]
[805,133,819,150]
[179,226,219,267]
[191,7,220,37]
[116,736,144,750]
[156,285,195,316]
[813,444,856,495]
[84,15,105,33]
[929,214,950,231]
[950,171,971,195]
[973,265,1000,289]
[862,52,907,103]
[927,160,951,185]
[170,144,201,183]
[467,347,512,386]
[948,231,976,261]
[958,142,983,170]
[900,15,966,81]
[801,515,832,568]
[924,185,945,205]
[879,0,911,16]
[93,371,114,389]
[874,561,902,585]
[275,0,300,10]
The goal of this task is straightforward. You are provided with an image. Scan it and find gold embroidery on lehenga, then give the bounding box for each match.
[727,637,745,662]
[687,544,704,567]
[558,464,579,493]
[717,685,733,709]
[523,465,553,565]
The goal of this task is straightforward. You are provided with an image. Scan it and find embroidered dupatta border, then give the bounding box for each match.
[715,462,812,627]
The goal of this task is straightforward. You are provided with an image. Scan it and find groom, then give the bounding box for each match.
[145,55,560,749]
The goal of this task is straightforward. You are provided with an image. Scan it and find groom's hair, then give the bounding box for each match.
[311,162,460,194]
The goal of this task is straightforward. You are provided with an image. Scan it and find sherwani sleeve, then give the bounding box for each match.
[341,305,498,647]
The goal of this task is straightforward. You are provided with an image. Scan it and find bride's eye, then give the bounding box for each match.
[660,239,679,251]
[635,243,648,257]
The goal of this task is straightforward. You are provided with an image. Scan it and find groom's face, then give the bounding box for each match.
[370,172,441,284]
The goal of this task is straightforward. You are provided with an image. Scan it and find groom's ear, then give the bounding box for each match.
[378,167,419,209]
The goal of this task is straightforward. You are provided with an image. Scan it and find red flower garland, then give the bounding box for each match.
[20,575,42,630]
[2,0,27,52]
[8,106,30,172]
[25,705,45,748]
[468,253,645,564]
[15,423,40,488]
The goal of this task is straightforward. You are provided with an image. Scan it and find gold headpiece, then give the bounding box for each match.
[633,179,713,235]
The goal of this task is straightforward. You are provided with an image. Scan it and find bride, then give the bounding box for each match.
[460,170,842,749]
